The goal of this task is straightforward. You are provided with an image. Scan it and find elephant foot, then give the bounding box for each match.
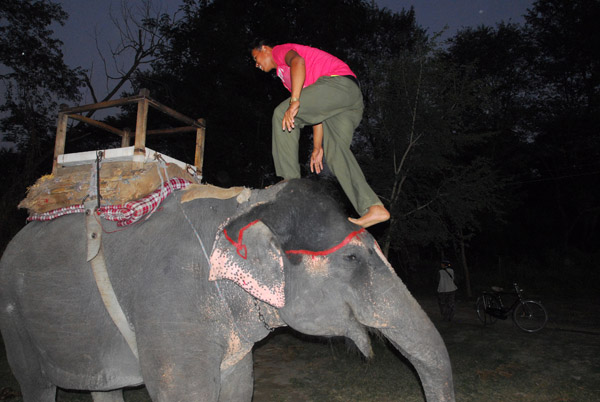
[348,205,390,228]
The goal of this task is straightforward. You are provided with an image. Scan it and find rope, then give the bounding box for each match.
[85,150,104,207]
[145,155,171,221]
[175,194,258,343]
[285,228,366,256]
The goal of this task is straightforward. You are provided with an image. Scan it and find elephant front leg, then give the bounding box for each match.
[218,352,254,402]
[137,331,224,401]
[91,390,124,402]
[142,353,222,401]
[17,384,56,402]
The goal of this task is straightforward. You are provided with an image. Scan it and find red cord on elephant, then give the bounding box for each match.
[224,220,366,259]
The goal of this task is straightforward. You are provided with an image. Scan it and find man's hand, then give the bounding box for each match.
[310,146,324,174]
[283,101,300,131]
[282,49,304,132]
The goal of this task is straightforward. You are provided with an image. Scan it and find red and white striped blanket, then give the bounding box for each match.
[27,178,190,226]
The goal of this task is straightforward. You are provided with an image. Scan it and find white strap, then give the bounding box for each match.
[85,200,139,359]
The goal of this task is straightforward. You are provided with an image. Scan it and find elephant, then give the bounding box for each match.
[0,178,454,401]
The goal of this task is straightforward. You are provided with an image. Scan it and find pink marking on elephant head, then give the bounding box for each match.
[209,221,285,308]
[302,254,331,275]
[209,248,284,308]
[373,240,395,275]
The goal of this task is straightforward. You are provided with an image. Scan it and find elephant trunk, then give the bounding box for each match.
[371,285,454,401]
[380,325,454,401]
[358,250,455,401]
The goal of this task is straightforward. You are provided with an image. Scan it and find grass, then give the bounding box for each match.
[1,296,599,401]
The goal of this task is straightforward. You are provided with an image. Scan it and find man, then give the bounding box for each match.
[251,42,390,228]
[437,260,458,322]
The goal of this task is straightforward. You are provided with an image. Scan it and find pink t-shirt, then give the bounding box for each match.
[271,44,356,92]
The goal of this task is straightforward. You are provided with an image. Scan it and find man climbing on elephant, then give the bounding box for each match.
[251,42,390,228]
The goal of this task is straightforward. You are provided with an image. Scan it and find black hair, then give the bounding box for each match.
[250,39,272,52]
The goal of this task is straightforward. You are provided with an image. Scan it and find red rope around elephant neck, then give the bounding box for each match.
[223,220,365,259]
[285,228,366,256]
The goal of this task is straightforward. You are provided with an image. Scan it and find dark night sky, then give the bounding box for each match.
[53,0,534,106]
[377,0,533,37]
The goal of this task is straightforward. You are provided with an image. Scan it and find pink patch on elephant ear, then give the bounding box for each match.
[209,221,285,308]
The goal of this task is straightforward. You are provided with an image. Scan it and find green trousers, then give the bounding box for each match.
[272,75,382,216]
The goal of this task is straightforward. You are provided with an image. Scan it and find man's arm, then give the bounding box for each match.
[311,123,324,174]
[282,49,305,132]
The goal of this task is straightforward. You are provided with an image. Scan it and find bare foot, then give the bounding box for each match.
[348,205,390,228]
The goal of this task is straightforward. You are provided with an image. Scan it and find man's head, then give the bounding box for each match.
[251,44,276,72]
[441,260,451,268]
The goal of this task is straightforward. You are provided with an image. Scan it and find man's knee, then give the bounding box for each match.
[273,101,288,121]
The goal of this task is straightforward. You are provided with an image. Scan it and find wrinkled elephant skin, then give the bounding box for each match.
[0,179,454,401]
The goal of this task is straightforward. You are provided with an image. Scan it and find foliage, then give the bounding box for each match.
[366,35,508,279]
[0,149,28,254]
[0,0,83,178]
[0,0,81,99]
[83,0,174,107]
[0,0,84,253]
[520,0,600,253]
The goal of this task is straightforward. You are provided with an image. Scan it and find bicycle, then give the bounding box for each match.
[475,283,548,332]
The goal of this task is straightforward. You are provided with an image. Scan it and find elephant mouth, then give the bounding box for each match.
[345,305,374,358]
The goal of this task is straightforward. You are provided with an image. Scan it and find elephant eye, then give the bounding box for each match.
[344,254,358,262]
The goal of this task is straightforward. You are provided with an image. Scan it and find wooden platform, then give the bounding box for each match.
[21,89,206,215]
[19,148,198,214]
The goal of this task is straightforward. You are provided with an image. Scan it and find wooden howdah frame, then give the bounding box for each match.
[52,88,205,176]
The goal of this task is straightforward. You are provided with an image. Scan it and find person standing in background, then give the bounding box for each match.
[437,260,458,321]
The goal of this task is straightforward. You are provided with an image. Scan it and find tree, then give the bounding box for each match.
[365,32,510,295]
[0,0,83,179]
[63,0,177,156]
[84,0,173,106]
[522,0,600,253]
[0,0,83,253]
[439,23,535,289]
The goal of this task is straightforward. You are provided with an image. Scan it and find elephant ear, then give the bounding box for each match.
[209,220,285,308]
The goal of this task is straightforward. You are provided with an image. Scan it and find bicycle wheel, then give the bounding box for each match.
[476,295,498,325]
[513,300,548,332]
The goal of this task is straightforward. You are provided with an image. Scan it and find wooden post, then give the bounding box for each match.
[122,128,131,147]
[133,88,150,165]
[194,118,206,177]
[52,112,69,174]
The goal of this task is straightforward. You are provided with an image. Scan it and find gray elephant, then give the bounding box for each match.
[0,179,454,401]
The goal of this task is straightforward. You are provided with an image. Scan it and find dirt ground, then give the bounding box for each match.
[1,295,599,401]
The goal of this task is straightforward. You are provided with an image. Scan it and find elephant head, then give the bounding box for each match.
[209,179,455,401]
